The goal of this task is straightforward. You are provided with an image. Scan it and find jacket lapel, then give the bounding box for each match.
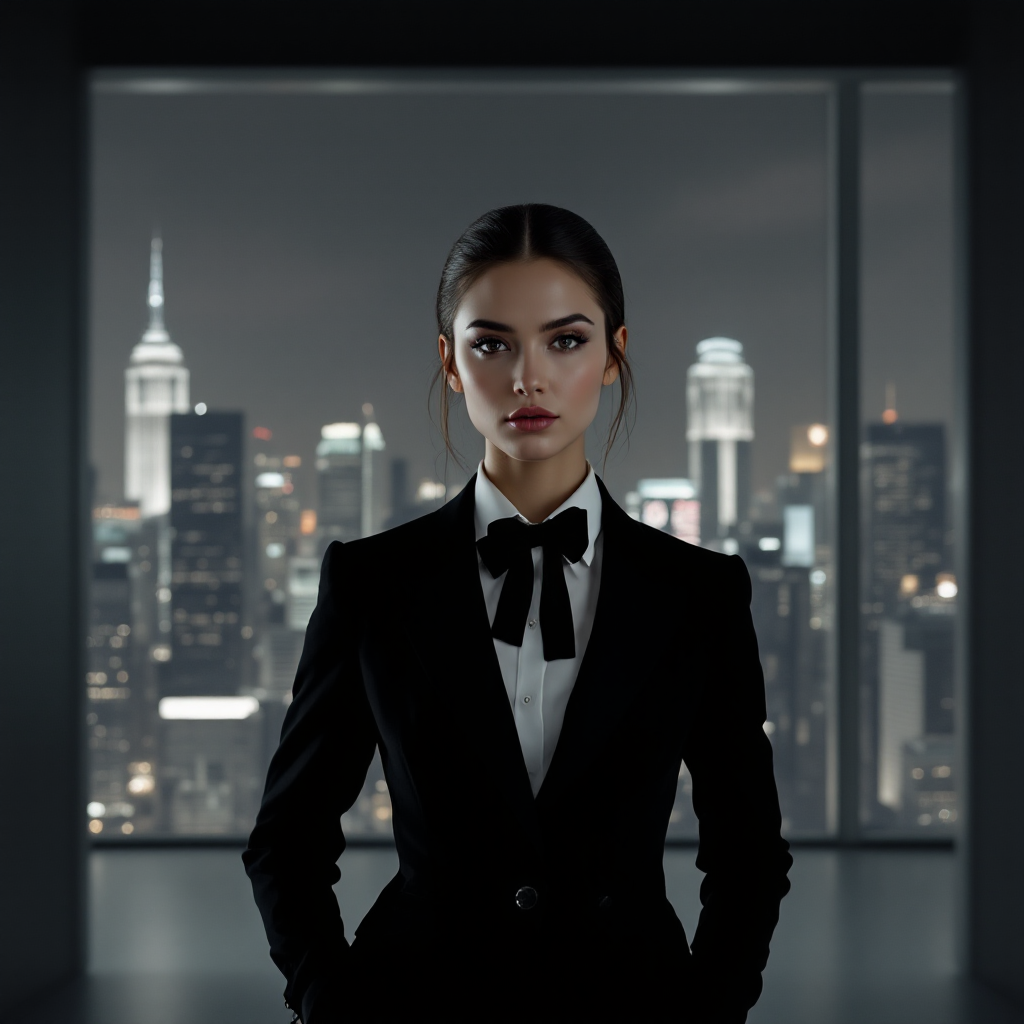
[535,477,649,809]
[409,476,542,852]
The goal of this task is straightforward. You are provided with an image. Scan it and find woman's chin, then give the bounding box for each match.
[489,435,578,464]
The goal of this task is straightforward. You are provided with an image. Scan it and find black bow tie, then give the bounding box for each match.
[476,506,589,661]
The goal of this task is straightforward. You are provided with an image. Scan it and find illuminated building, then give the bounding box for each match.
[87,562,155,836]
[124,236,190,518]
[901,733,956,830]
[252,445,301,628]
[861,420,953,828]
[744,545,829,835]
[157,695,264,835]
[315,407,386,556]
[166,410,245,697]
[625,479,700,545]
[384,457,447,530]
[686,338,754,546]
[863,422,947,617]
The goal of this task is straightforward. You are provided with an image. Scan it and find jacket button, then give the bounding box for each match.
[515,886,538,910]
[598,895,613,910]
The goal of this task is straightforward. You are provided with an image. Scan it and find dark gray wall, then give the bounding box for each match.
[0,1,86,1016]
[966,1,1024,1008]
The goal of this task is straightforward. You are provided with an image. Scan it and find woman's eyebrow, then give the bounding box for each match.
[465,313,595,333]
[466,318,514,332]
[541,313,595,331]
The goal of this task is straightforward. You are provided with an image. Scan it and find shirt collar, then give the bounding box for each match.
[473,460,603,568]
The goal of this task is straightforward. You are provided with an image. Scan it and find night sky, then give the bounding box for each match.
[89,77,954,516]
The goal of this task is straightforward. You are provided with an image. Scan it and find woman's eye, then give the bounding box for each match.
[470,337,508,354]
[553,333,587,351]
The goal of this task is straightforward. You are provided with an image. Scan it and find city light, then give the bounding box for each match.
[194,402,207,415]
[158,696,260,720]
[807,424,828,446]
[127,774,156,795]
[937,573,958,599]
[321,422,360,440]
[253,426,272,440]
[758,537,781,551]
[416,480,446,502]
[256,472,286,488]
[87,801,106,817]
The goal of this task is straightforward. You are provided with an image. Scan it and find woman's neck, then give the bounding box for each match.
[482,437,589,523]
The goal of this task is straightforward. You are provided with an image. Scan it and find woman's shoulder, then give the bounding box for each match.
[614,513,749,601]
[327,503,455,572]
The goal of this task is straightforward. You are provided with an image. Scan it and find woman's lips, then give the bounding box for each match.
[508,407,558,432]
[508,415,558,432]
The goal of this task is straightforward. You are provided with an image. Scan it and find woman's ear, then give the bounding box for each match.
[603,326,628,386]
[438,334,464,393]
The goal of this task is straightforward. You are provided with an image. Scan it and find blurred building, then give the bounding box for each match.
[742,538,829,835]
[251,447,301,628]
[625,478,700,545]
[87,561,155,838]
[861,420,954,828]
[157,699,264,835]
[124,236,190,518]
[862,422,947,617]
[686,337,754,546]
[383,457,447,531]
[165,411,246,696]
[88,505,162,837]
[159,411,261,834]
[315,408,386,556]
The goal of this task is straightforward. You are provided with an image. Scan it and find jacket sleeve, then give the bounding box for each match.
[242,540,378,1022]
[682,553,793,1022]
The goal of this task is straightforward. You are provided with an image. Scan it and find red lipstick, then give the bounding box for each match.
[508,406,558,432]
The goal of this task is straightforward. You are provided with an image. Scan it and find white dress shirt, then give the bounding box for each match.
[473,461,603,796]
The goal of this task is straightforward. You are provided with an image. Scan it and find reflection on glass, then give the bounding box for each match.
[860,85,957,834]
[87,80,835,839]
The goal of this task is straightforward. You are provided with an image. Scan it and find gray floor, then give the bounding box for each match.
[3,847,1022,1024]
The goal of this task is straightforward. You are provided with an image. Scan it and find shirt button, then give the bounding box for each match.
[515,886,538,910]
[523,696,531,704]
[528,619,537,628]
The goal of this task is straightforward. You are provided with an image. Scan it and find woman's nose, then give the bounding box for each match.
[514,352,546,396]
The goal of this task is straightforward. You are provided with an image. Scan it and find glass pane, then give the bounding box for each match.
[860,84,958,835]
[88,77,833,839]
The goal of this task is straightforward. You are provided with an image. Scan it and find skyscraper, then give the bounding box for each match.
[861,421,953,827]
[315,409,386,556]
[165,411,245,697]
[862,422,947,618]
[686,338,754,546]
[124,236,190,518]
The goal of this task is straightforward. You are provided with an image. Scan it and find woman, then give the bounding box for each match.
[244,204,792,1024]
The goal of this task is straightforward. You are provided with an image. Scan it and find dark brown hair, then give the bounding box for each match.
[431,203,634,470]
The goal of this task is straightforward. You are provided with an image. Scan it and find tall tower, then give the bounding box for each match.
[315,409,386,557]
[686,337,754,545]
[125,236,190,518]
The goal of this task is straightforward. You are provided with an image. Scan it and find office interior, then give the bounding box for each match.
[1,3,1021,1023]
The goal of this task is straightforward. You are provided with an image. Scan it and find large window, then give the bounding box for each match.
[86,73,956,842]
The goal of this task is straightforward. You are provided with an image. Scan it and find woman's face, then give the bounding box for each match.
[440,258,625,466]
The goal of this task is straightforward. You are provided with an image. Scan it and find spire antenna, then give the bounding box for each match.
[148,234,165,331]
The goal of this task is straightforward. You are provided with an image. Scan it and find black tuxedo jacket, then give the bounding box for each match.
[243,475,792,1023]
